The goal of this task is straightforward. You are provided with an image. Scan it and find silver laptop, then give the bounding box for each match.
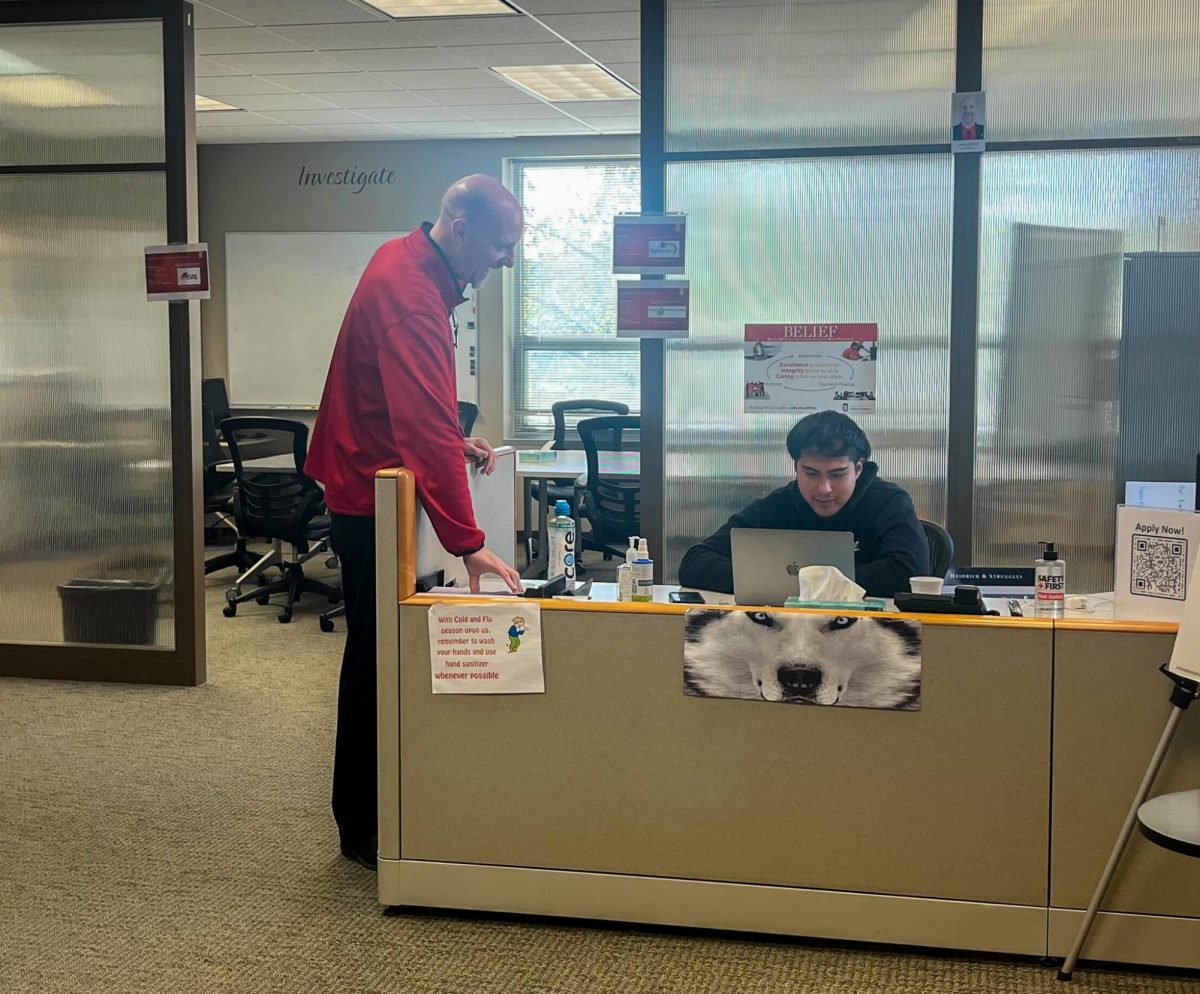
[731,528,856,607]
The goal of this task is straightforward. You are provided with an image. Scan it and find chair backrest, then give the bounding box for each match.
[202,378,232,431]
[457,401,479,436]
[578,415,641,548]
[551,399,630,451]
[921,519,954,579]
[220,417,324,542]
[201,404,232,499]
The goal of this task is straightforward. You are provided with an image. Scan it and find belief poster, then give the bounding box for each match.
[744,323,878,414]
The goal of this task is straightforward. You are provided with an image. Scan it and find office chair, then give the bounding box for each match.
[524,399,631,564]
[220,417,341,624]
[201,404,260,576]
[920,519,954,579]
[319,603,345,633]
[457,401,479,436]
[577,415,641,561]
[202,378,232,436]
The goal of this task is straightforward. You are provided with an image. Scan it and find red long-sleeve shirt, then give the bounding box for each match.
[305,225,485,556]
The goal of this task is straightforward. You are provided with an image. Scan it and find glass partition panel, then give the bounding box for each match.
[976,150,1200,592]
[666,0,956,152]
[984,0,1200,141]
[663,156,952,582]
[0,172,174,649]
[0,20,164,166]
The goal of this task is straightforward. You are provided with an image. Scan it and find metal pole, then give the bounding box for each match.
[1057,704,1186,980]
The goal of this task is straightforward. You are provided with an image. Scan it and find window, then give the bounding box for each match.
[508,157,641,438]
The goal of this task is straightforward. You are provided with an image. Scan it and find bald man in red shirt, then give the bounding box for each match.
[306,175,523,870]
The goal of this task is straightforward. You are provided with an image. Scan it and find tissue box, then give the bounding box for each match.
[784,597,886,611]
[518,450,557,463]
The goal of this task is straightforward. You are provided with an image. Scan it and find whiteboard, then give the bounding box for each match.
[225,231,478,409]
[416,447,515,587]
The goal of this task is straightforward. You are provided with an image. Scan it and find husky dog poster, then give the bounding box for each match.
[684,609,922,711]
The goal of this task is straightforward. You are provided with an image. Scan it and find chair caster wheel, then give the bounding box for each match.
[319,616,335,633]
[328,594,341,604]
[326,556,339,569]
[256,593,271,606]
[223,604,237,617]
[278,612,292,624]
[224,589,237,605]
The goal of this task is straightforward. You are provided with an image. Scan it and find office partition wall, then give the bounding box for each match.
[0,2,202,685]
[641,0,1200,591]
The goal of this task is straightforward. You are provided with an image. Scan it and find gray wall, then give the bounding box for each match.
[197,134,637,443]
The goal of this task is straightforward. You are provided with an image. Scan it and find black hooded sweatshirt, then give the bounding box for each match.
[677,462,929,598]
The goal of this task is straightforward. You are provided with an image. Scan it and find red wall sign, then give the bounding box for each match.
[613,213,686,275]
[145,243,210,301]
[616,281,690,338]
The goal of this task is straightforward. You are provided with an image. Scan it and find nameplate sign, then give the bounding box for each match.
[145,243,209,301]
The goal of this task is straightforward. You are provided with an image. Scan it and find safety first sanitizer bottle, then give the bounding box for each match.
[1035,541,1066,618]
[548,500,576,590]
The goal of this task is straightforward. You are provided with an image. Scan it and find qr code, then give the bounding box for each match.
[1131,536,1188,601]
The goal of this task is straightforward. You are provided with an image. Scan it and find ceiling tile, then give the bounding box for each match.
[193,109,289,126]
[199,1,386,26]
[332,49,476,72]
[442,42,581,68]
[464,101,573,120]
[418,86,543,105]
[482,118,595,133]
[370,68,498,89]
[574,39,640,64]
[195,27,307,55]
[261,72,405,92]
[559,97,640,118]
[195,56,250,77]
[323,89,445,108]
[193,75,297,95]
[264,108,380,125]
[606,62,640,86]
[204,51,359,74]
[538,12,640,42]
[266,21,430,50]
[398,121,504,136]
[219,92,340,111]
[192,3,253,29]
[402,14,557,47]
[363,106,471,123]
[304,123,407,138]
[214,125,322,140]
[519,0,637,12]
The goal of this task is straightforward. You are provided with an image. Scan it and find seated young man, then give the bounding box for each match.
[678,411,930,598]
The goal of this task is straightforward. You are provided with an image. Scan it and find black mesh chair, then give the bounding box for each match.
[577,415,641,560]
[457,401,479,436]
[202,404,259,576]
[921,519,954,579]
[220,417,341,624]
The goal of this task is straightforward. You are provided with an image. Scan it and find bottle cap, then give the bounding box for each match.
[626,536,638,565]
[1039,541,1059,561]
[637,537,649,559]
[554,500,571,515]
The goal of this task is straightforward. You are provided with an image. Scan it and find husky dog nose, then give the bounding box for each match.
[777,666,822,700]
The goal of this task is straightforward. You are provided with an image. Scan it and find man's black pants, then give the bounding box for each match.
[330,513,377,847]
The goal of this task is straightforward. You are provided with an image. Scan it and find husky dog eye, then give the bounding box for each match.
[747,611,778,629]
[828,616,857,631]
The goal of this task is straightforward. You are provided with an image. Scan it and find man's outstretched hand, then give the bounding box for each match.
[464,547,522,593]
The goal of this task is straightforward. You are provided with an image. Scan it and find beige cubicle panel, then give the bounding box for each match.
[1048,622,1200,969]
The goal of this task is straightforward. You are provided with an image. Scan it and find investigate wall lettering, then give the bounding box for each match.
[297,164,397,195]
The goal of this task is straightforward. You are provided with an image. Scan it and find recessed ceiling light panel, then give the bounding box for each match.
[359,0,515,17]
[491,64,639,102]
[0,75,116,109]
[196,94,240,112]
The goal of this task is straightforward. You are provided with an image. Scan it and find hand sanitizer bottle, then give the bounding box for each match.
[1035,541,1066,618]
[548,499,576,590]
[632,537,654,603]
[617,536,638,602]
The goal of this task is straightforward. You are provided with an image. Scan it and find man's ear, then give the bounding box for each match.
[450,216,468,242]
[854,460,865,477]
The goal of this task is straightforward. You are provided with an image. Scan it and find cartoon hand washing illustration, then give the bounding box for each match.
[507,617,528,653]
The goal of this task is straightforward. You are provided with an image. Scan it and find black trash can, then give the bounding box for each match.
[57,578,160,646]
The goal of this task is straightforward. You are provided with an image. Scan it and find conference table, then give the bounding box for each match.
[516,449,640,579]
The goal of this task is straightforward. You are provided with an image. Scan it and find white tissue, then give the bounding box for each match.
[794,565,866,603]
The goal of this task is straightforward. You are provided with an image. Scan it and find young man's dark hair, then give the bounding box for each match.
[785,411,871,464]
[678,411,930,598]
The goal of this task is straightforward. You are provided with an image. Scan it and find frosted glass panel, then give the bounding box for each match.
[0,20,164,166]
[984,0,1200,141]
[664,157,952,581]
[666,0,956,152]
[976,150,1200,592]
[0,173,174,648]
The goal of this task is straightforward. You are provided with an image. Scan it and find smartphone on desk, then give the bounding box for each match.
[669,590,705,604]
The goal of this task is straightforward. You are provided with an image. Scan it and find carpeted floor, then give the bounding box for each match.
[1,557,1197,993]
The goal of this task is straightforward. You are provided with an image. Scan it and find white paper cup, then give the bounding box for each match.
[909,576,944,595]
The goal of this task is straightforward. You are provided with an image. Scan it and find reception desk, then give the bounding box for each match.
[373,471,1200,970]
